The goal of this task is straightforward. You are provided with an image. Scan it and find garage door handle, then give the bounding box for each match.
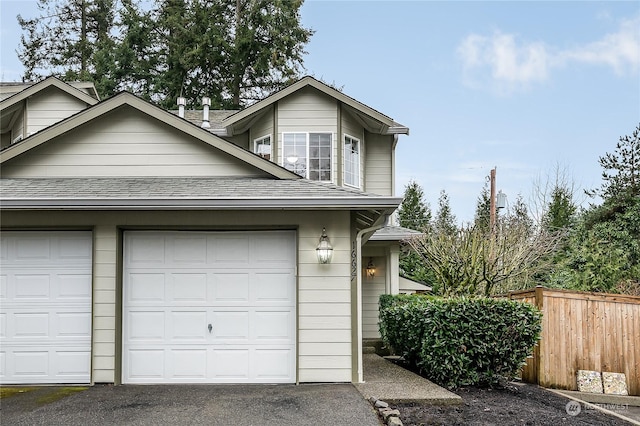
[208,324,213,333]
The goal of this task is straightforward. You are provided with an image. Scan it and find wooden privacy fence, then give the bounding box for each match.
[503,287,640,396]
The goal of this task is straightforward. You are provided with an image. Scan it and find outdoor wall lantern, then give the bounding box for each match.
[366,258,376,277]
[316,227,333,264]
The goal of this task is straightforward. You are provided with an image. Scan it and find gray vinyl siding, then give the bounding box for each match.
[26,87,89,135]
[249,106,275,159]
[1,132,11,149]
[277,87,338,183]
[1,106,270,178]
[224,133,249,151]
[11,111,25,142]
[364,131,393,196]
[362,255,386,339]
[1,209,354,384]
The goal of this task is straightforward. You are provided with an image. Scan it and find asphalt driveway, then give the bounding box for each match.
[1,383,382,426]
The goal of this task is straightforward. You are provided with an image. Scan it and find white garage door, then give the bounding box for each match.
[123,231,296,384]
[0,231,93,384]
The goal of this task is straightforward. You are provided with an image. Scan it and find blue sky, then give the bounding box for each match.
[2,0,639,222]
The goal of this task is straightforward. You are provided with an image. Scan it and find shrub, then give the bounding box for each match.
[379,295,542,389]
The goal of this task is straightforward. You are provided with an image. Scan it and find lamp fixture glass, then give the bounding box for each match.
[366,258,376,277]
[316,227,333,264]
[286,154,299,164]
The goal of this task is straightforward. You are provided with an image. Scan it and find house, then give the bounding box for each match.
[0,76,416,385]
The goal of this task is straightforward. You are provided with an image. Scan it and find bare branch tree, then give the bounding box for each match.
[407,223,565,296]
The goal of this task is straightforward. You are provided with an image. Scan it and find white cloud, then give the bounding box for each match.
[458,15,640,93]
[562,16,640,75]
[458,32,550,94]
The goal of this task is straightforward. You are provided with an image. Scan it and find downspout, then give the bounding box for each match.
[355,215,389,383]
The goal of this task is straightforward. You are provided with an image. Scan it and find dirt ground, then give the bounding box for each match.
[391,382,632,426]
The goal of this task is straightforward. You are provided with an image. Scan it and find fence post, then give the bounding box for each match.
[534,286,544,386]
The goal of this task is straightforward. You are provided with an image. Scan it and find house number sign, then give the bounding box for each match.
[351,241,357,281]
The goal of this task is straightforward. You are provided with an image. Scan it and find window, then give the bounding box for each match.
[283,133,332,181]
[344,135,360,187]
[254,135,271,160]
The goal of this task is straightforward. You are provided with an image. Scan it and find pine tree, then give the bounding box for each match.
[543,186,577,231]
[18,0,118,95]
[434,190,457,235]
[588,123,640,202]
[17,0,313,106]
[398,180,431,231]
[474,182,491,232]
[397,180,433,286]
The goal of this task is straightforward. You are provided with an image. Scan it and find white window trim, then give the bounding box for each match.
[253,134,272,160]
[343,134,361,189]
[282,132,333,182]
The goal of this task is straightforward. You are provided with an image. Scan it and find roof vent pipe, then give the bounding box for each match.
[177,97,186,118]
[201,97,211,128]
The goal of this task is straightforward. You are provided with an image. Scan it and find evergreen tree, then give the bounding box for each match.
[397,181,433,285]
[506,193,534,233]
[587,123,640,202]
[474,182,491,232]
[18,0,118,96]
[550,125,640,294]
[118,0,314,108]
[434,190,457,235]
[397,180,431,231]
[17,0,313,107]
[543,186,577,231]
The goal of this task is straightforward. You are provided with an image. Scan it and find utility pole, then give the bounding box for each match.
[490,167,497,234]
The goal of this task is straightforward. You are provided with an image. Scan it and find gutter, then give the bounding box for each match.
[354,214,389,383]
[0,197,403,210]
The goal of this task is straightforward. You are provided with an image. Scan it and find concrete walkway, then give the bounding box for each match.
[355,353,462,405]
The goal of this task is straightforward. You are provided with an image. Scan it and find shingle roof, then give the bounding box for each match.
[0,177,402,210]
[370,225,423,241]
[171,110,237,129]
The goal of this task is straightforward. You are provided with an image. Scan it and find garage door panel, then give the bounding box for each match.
[58,274,92,299]
[57,312,92,337]
[0,274,6,299]
[16,238,51,261]
[172,237,207,264]
[169,311,208,341]
[254,272,295,303]
[56,350,91,376]
[213,273,249,302]
[127,349,165,379]
[14,350,49,376]
[212,310,249,340]
[14,312,50,337]
[128,273,165,302]
[255,349,294,379]
[127,236,166,265]
[123,231,296,384]
[127,311,165,341]
[212,349,249,378]
[253,235,295,266]
[171,349,207,378]
[208,236,250,265]
[255,311,294,341]
[14,274,51,299]
[170,273,208,302]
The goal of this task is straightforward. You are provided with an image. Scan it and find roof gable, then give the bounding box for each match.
[223,76,409,135]
[0,92,300,180]
[0,77,99,110]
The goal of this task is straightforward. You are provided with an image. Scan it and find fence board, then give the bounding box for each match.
[505,287,640,396]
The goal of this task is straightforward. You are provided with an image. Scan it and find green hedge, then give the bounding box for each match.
[379,294,542,389]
